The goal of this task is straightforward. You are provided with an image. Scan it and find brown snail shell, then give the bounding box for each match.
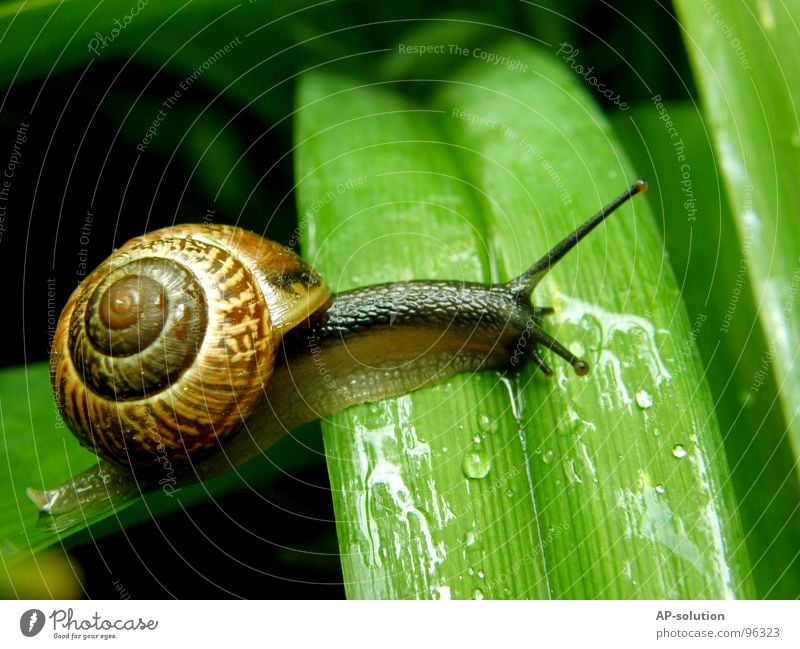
[51,224,329,468]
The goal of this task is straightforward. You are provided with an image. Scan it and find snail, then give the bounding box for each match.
[30,180,647,516]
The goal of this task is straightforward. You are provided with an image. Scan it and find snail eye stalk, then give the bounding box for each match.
[507,179,648,298]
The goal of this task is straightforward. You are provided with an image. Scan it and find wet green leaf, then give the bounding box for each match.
[612,101,800,598]
[295,39,753,598]
[674,0,800,484]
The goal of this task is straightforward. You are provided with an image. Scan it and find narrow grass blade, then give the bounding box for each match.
[0,363,323,561]
[674,0,800,477]
[295,72,549,599]
[296,38,754,598]
[612,102,800,597]
[436,39,752,598]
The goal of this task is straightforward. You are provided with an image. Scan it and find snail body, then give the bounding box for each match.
[34,181,647,514]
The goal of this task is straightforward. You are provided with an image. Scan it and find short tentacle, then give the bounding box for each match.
[536,328,590,376]
[529,349,554,377]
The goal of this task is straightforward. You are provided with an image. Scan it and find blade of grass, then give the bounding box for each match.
[0,0,316,89]
[437,39,752,598]
[0,0,208,88]
[295,73,549,599]
[0,363,324,561]
[296,38,753,597]
[0,363,97,556]
[674,0,800,478]
[612,101,800,597]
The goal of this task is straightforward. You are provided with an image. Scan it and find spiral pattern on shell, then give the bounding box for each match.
[51,225,329,469]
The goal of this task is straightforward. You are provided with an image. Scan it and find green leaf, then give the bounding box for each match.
[0,0,316,89]
[674,0,800,478]
[295,73,549,600]
[0,0,202,87]
[440,42,753,599]
[0,363,97,556]
[295,39,753,598]
[611,101,800,597]
[0,362,324,562]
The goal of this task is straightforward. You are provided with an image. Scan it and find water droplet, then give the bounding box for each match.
[505,488,514,499]
[635,390,654,409]
[441,446,449,453]
[465,531,477,547]
[478,414,494,431]
[555,294,672,399]
[473,434,482,445]
[462,451,491,479]
[473,588,485,600]
[431,585,451,600]
[655,484,666,494]
[672,444,688,459]
[477,569,485,580]
[542,449,555,465]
